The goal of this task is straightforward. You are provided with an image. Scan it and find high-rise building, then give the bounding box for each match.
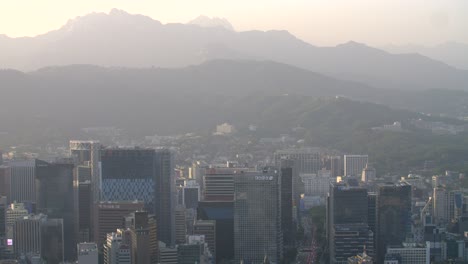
[8,160,37,204]
[69,141,101,202]
[77,243,98,264]
[275,148,323,212]
[280,159,295,248]
[101,148,157,213]
[385,242,430,264]
[0,166,11,202]
[197,201,233,262]
[193,220,216,261]
[124,211,158,264]
[40,218,65,264]
[154,149,175,246]
[344,155,369,177]
[13,214,64,263]
[0,196,7,259]
[328,182,373,263]
[433,187,450,224]
[178,235,213,264]
[35,159,76,261]
[301,170,333,197]
[103,230,132,264]
[182,180,200,210]
[76,164,92,242]
[234,170,283,263]
[376,182,412,262]
[175,205,187,245]
[158,242,178,264]
[94,201,145,251]
[5,203,28,256]
[203,167,238,202]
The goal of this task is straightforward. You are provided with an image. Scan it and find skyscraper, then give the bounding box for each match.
[234,170,283,263]
[327,182,373,263]
[0,165,11,202]
[124,211,158,264]
[203,167,237,202]
[94,201,145,251]
[69,140,101,202]
[0,196,7,259]
[174,205,187,245]
[8,160,36,204]
[40,218,65,264]
[35,159,76,261]
[280,159,295,248]
[5,202,28,257]
[182,180,200,210]
[344,155,368,177]
[77,243,98,264]
[376,182,412,262]
[104,230,132,264]
[154,149,175,246]
[193,220,216,262]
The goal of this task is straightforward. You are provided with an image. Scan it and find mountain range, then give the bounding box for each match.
[1,9,467,92]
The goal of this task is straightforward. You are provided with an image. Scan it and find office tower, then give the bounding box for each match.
[77,242,98,264]
[193,220,216,261]
[0,166,10,202]
[159,242,178,264]
[367,192,377,246]
[94,201,144,251]
[344,155,369,177]
[328,182,373,263]
[433,187,452,225]
[8,160,36,203]
[154,149,175,246]
[0,197,6,259]
[197,201,234,262]
[175,205,187,245]
[40,218,65,264]
[101,148,157,212]
[13,214,42,259]
[124,211,158,264]
[5,203,28,256]
[329,155,343,178]
[76,164,92,242]
[178,235,213,264]
[361,165,376,183]
[69,141,101,202]
[203,167,237,202]
[104,230,132,264]
[377,182,412,262]
[35,159,76,261]
[182,180,200,210]
[280,159,295,249]
[234,170,283,263]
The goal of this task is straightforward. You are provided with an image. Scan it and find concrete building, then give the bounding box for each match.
[344,155,368,177]
[124,211,158,264]
[193,220,216,261]
[175,206,187,245]
[0,166,11,202]
[182,180,200,210]
[103,230,132,264]
[94,201,145,251]
[361,165,376,183]
[5,203,28,256]
[234,170,283,263]
[178,235,213,264]
[385,242,430,264]
[77,243,98,264]
[159,242,178,264]
[301,170,332,197]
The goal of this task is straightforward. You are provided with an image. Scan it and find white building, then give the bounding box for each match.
[361,165,376,183]
[215,123,236,135]
[386,242,430,264]
[103,230,132,264]
[344,155,368,177]
[301,169,332,197]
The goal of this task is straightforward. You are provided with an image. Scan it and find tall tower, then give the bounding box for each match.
[280,159,295,248]
[234,170,283,263]
[328,182,373,263]
[35,159,76,261]
[69,141,101,202]
[154,149,175,246]
[376,182,412,262]
[9,160,37,204]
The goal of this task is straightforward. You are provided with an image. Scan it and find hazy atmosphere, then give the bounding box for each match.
[1,0,468,46]
[1,1,468,264]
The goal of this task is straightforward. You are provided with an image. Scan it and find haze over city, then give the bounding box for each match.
[1,1,468,264]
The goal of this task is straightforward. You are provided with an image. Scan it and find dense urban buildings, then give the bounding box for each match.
[344,155,369,177]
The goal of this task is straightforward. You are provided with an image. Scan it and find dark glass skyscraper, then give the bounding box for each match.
[234,170,283,263]
[327,182,373,263]
[376,182,412,262]
[280,159,295,248]
[35,159,76,261]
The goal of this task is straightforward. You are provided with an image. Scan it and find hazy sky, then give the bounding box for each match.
[0,0,467,46]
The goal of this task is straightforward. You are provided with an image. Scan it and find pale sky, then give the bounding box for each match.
[0,0,467,46]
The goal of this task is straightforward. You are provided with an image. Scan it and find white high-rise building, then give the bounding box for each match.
[103,230,132,264]
[301,169,332,197]
[344,155,369,177]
